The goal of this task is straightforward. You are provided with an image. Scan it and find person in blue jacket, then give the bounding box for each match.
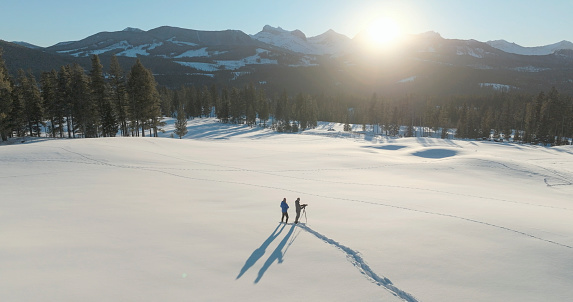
[280,198,289,223]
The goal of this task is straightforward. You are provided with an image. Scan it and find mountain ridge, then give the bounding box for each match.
[486,39,573,55]
[3,25,573,97]
[12,25,573,56]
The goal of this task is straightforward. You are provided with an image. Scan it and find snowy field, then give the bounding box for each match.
[2,118,573,301]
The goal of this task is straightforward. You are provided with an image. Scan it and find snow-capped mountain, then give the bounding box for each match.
[37,25,356,85]
[43,25,353,60]
[486,39,573,55]
[251,25,352,55]
[308,29,354,56]
[4,25,573,96]
[251,25,312,54]
[46,26,260,58]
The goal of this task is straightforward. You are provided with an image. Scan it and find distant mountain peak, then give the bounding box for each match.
[486,39,573,55]
[262,25,283,33]
[313,29,346,39]
[122,27,144,32]
[252,25,351,55]
[419,31,442,39]
[309,29,351,51]
[260,25,306,39]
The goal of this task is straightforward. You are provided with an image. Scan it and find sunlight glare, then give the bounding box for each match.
[366,17,402,47]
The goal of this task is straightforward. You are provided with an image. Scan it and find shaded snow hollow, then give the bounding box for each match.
[1,118,573,302]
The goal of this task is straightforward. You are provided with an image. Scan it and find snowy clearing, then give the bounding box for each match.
[1,118,572,301]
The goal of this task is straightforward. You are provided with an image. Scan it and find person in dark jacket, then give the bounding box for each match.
[294,197,307,224]
[280,198,289,223]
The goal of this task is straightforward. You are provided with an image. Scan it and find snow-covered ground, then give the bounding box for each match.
[2,118,572,301]
[175,49,278,71]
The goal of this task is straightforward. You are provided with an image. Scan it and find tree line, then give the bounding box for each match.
[0,51,161,141]
[1,47,572,145]
[0,49,320,141]
[343,90,572,145]
[160,83,319,137]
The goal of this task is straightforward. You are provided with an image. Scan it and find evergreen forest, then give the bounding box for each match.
[1,49,572,145]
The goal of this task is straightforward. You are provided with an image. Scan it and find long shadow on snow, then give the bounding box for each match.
[299,224,419,302]
[181,122,279,140]
[236,223,286,280]
[254,224,297,284]
[362,145,407,151]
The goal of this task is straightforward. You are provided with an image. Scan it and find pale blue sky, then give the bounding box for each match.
[1,0,571,47]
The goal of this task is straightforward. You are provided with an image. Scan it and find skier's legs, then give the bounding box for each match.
[295,210,301,223]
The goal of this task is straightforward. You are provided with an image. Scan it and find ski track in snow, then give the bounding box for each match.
[7,144,572,251]
[53,146,573,250]
[299,224,419,302]
[252,167,573,212]
[471,157,573,188]
[104,139,573,212]
[125,141,573,211]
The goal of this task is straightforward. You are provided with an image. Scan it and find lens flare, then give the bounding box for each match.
[366,17,402,46]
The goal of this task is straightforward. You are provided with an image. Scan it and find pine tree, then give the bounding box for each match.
[500,100,513,141]
[388,106,400,136]
[293,92,305,129]
[244,84,257,126]
[481,107,494,140]
[90,55,117,137]
[218,87,230,123]
[41,70,62,137]
[17,70,44,137]
[0,48,13,141]
[13,71,27,136]
[562,95,573,143]
[109,55,129,136]
[174,104,188,139]
[529,91,545,143]
[545,87,565,145]
[57,65,73,138]
[200,85,212,118]
[184,85,198,118]
[164,86,177,117]
[407,124,415,137]
[343,114,351,132]
[274,90,289,130]
[70,64,95,138]
[191,85,202,119]
[229,87,242,124]
[455,104,467,139]
[10,84,25,137]
[209,84,218,118]
[538,88,560,145]
[367,93,378,129]
[466,106,480,139]
[258,89,269,127]
[307,96,318,129]
[127,59,161,137]
[51,68,66,138]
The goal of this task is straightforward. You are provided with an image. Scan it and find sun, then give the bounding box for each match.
[366,17,402,47]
